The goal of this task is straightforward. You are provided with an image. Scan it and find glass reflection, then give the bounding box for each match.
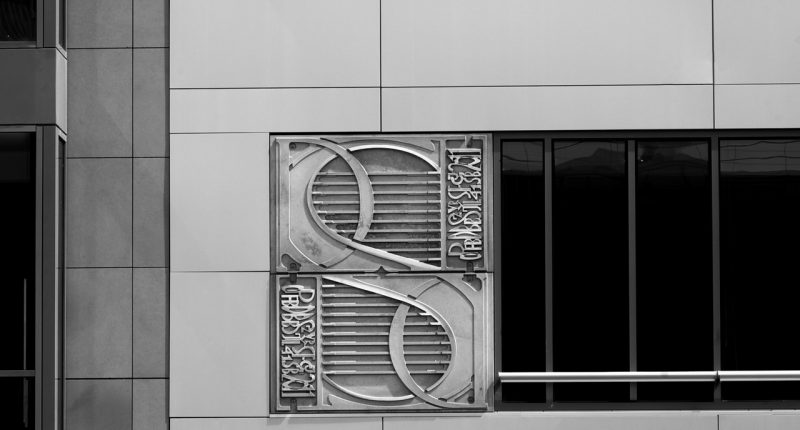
[636,140,712,401]
[552,140,628,402]
[501,140,545,402]
[721,139,800,401]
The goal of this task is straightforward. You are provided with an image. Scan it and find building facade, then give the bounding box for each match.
[3,0,800,429]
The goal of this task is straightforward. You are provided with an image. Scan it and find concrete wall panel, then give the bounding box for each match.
[170,0,378,88]
[382,0,712,87]
[714,0,800,84]
[170,133,269,272]
[385,412,717,430]
[716,84,800,129]
[383,85,713,131]
[170,272,268,417]
[170,88,380,133]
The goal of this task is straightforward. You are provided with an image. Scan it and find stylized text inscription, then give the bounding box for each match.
[446,147,483,262]
[280,284,317,398]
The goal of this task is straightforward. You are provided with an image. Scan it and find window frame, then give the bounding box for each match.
[0,125,64,429]
[494,129,800,411]
[0,0,66,51]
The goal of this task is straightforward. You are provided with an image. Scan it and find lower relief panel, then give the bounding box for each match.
[273,272,492,413]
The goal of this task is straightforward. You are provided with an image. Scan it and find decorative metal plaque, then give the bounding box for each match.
[271,135,492,273]
[273,272,491,412]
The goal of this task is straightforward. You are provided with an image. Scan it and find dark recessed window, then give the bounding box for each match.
[721,138,800,401]
[552,140,628,402]
[497,131,800,410]
[0,0,36,42]
[500,140,546,403]
[636,140,713,401]
[0,132,36,429]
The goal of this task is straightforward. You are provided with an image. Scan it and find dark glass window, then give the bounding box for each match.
[0,0,36,41]
[58,0,65,47]
[0,132,36,429]
[636,141,713,401]
[500,140,546,402]
[720,138,800,401]
[552,140,628,402]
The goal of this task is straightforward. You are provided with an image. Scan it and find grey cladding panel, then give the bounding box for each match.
[272,135,492,273]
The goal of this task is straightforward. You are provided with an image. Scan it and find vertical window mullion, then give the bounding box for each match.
[711,136,721,402]
[544,137,554,406]
[627,139,637,402]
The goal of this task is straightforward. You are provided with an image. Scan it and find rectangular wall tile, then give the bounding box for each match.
[133,268,167,377]
[170,133,269,272]
[715,0,800,84]
[67,0,132,48]
[66,158,132,268]
[134,0,167,47]
[385,413,717,430]
[68,49,133,157]
[715,84,800,128]
[66,269,132,378]
[720,413,800,430]
[170,88,380,133]
[171,0,378,88]
[134,49,168,157]
[171,418,267,430]
[66,379,132,430]
[382,0,712,87]
[382,85,713,131]
[170,272,268,417]
[134,379,168,430]
[267,417,382,430]
[134,158,167,267]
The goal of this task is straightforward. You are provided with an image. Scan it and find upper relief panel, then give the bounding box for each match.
[272,135,492,273]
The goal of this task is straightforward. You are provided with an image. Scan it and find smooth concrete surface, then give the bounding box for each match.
[170,272,268,417]
[66,158,133,267]
[171,418,267,430]
[716,84,800,129]
[266,417,382,430]
[134,0,168,47]
[171,417,382,430]
[65,379,132,430]
[0,49,64,127]
[134,49,168,157]
[714,0,800,84]
[68,49,133,157]
[65,268,133,378]
[133,268,167,378]
[67,0,132,48]
[170,133,269,272]
[382,85,714,131]
[719,412,800,430]
[170,88,380,133]
[133,158,168,267]
[133,379,168,430]
[382,0,712,87]
[384,412,717,430]
[171,0,378,88]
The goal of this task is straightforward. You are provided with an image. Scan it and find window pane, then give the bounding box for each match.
[0,377,34,429]
[636,140,713,401]
[552,140,628,402]
[721,138,800,401]
[0,133,36,372]
[58,0,65,47]
[0,0,36,41]
[500,140,545,403]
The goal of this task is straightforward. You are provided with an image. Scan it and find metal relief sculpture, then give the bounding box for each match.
[272,135,492,272]
[271,135,493,413]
